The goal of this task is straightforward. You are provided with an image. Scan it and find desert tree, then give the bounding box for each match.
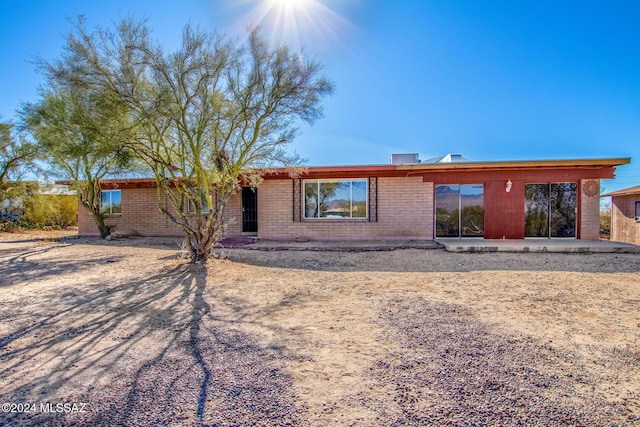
[600,198,612,240]
[0,119,38,204]
[21,88,137,238]
[44,18,333,261]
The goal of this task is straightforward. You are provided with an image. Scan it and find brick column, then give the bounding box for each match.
[580,179,600,241]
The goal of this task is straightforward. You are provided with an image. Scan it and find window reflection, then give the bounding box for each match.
[435,185,460,237]
[304,179,368,219]
[320,181,350,218]
[351,181,367,218]
[187,190,211,214]
[100,190,121,215]
[461,185,484,237]
[550,183,577,238]
[435,184,484,238]
[525,183,576,238]
[525,184,549,237]
[304,182,318,218]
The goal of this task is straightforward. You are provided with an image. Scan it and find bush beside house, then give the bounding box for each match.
[0,182,77,230]
[22,193,77,228]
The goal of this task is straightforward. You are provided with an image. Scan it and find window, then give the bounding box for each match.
[304,179,367,219]
[100,190,121,214]
[524,183,577,238]
[435,184,484,237]
[636,201,640,222]
[187,191,211,214]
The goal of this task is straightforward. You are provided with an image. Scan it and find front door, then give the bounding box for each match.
[242,187,258,233]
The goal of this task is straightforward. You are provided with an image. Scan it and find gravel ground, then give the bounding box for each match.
[370,299,634,425]
[0,232,639,426]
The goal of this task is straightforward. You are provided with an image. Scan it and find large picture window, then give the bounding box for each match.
[100,190,121,214]
[304,179,367,219]
[635,201,640,222]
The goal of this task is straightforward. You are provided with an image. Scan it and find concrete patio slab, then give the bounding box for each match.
[219,238,443,252]
[218,238,640,254]
[438,239,640,253]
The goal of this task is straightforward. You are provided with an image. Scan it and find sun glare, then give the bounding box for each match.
[270,0,311,9]
[232,0,355,51]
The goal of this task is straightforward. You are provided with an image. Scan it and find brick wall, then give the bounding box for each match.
[77,188,245,237]
[611,195,640,245]
[78,188,182,236]
[256,177,434,240]
[77,201,98,236]
[224,192,242,235]
[579,179,600,241]
[76,176,604,241]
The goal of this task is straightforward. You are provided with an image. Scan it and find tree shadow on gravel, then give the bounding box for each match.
[0,261,303,426]
[222,249,640,273]
[368,298,638,426]
[0,245,125,288]
[63,235,184,251]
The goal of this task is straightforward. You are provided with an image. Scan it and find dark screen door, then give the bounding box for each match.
[242,187,258,233]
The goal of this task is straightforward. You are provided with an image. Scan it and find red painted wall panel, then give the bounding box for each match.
[425,168,608,184]
[484,180,525,239]
[428,168,590,240]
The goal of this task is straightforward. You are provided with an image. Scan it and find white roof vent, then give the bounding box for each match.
[439,153,466,163]
[390,153,420,165]
[421,153,470,164]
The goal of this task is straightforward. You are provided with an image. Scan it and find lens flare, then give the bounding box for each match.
[232,0,356,51]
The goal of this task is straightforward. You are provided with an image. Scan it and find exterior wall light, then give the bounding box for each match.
[506,179,512,193]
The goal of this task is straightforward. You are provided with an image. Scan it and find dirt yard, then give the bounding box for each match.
[0,231,639,426]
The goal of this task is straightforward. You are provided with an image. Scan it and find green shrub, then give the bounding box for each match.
[21,193,77,228]
[51,195,78,227]
[22,193,55,227]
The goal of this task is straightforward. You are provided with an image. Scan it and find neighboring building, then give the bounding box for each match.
[67,155,630,241]
[601,185,640,245]
[38,182,76,196]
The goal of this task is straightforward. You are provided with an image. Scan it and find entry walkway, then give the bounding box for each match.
[437,238,640,253]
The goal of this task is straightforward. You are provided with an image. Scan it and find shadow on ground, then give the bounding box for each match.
[0,254,303,426]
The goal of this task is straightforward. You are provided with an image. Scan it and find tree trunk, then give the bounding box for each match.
[191,242,210,263]
[187,234,214,263]
[185,212,225,263]
[79,179,112,239]
[92,210,111,239]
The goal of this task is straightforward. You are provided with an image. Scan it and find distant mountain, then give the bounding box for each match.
[435,187,483,211]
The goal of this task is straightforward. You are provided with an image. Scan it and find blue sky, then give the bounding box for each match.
[1,0,638,192]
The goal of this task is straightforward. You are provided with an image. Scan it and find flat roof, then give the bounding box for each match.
[263,157,630,178]
[395,157,630,170]
[56,157,631,187]
[601,185,640,197]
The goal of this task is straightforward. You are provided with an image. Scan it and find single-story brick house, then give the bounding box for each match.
[601,185,640,245]
[68,154,630,241]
